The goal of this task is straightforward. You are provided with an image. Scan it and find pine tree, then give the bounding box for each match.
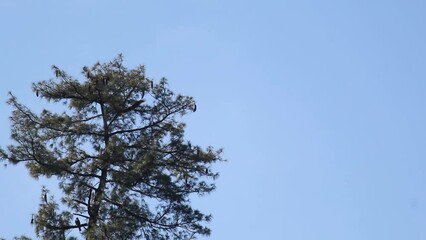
[0,55,223,240]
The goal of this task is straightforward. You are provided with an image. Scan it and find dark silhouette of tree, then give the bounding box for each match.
[13,237,33,240]
[0,55,223,240]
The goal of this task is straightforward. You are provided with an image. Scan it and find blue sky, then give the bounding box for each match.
[1,0,426,239]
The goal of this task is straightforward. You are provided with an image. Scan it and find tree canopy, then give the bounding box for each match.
[0,55,223,240]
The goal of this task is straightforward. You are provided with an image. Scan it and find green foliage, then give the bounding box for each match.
[0,55,223,239]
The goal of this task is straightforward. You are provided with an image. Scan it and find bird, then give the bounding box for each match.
[44,193,48,203]
[193,104,197,112]
[83,66,91,79]
[75,217,81,231]
[117,100,144,115]
[150,80,154,88]
[36,90,39,97]
[54,69,61,77]
[30,214,34,224]
[103,75,110,85]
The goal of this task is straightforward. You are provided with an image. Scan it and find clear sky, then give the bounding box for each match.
[1,0,426,239]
